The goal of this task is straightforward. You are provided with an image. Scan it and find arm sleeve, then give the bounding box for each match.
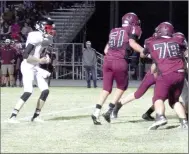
[129,34,138,41]
[23,43,35,59]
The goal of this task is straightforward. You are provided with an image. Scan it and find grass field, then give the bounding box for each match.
[1,87,188,153]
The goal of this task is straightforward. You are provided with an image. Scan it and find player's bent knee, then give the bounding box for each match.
[117,85,127,91]
[20,92,32,102]
[134,92,141,99]
[103,88,112,94]
[153,96,166,104]
[169,99,179,109]
[40,89,49,101]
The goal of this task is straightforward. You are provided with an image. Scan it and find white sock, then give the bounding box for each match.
[93,108,101,118]
[15,99,25,110]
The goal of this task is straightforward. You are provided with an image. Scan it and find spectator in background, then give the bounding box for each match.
[24,0,33,9]
[12,39,23,87]
[14,8,24,24]
[0,14,4,24]
[17,4,25,13]
[82,41,97,88]
[11,17,21,40]
[0,22,11,40]
[2,8,13,23]
[0,39,16,87]
[29,8,39,28]
[21,22,33,39]
[25,18,31,27]
[24,7,32,20]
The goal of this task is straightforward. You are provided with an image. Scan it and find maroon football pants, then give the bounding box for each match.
[153,72,185,108]
[134,71,156,99]
[103,59,128,93]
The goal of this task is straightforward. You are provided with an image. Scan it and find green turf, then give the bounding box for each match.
[1,87,188,153]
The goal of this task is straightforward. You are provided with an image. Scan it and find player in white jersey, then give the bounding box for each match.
[8,17,56,123]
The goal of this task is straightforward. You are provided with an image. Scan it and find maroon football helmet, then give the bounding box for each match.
[173,32,185,39]
[156,22,174,37]
[122,12,140,26]
[173,32,188,49]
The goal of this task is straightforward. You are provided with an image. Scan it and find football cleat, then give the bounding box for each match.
[142,113,155,121]
[102,112,111,123]
[178,123,188,129]
[148,115,167,130]
[91,114,101,125]
[111,102,122,119]
[178,119,188,129]
[31,117,45,123]
[111,109,118,119]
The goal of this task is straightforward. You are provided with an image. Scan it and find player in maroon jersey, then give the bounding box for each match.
[91,12,144,125]
[143,22,188,130]
[172,32,188,119]
[110,29,188,124]
[140,31,188,122]
[142,32,188,121]
[110,33,158,121]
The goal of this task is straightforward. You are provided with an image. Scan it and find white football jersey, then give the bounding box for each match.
[25,31,53,59]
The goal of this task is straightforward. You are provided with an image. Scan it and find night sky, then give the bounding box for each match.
[86,1,188,54]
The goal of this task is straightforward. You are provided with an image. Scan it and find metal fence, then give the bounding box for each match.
[0,42,148,80]
[52,43,84,80]
[52,43,146,80]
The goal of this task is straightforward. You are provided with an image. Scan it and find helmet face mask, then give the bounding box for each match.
[35,17,56,37]
[44,25,56,36]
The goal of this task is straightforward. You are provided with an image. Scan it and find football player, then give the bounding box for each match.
[111,32,158,121]
[173,32,188,116]
[91,12,143,125]
[8,17,56,123]
[141,32,189,121]
[143,22,188,130]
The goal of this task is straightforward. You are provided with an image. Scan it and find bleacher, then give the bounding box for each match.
[50,2,95,43]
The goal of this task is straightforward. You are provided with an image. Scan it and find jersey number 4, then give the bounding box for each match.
[109,30,125,48]
[153,42,181,59]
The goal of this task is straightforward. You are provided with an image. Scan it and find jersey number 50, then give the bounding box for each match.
[109,30,125,48]
[153,42,181,59]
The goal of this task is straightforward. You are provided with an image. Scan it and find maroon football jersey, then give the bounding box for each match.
[145,36,185,75]
[144,36,156,48]
[106,25,142,59]
[0,46,16,64]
